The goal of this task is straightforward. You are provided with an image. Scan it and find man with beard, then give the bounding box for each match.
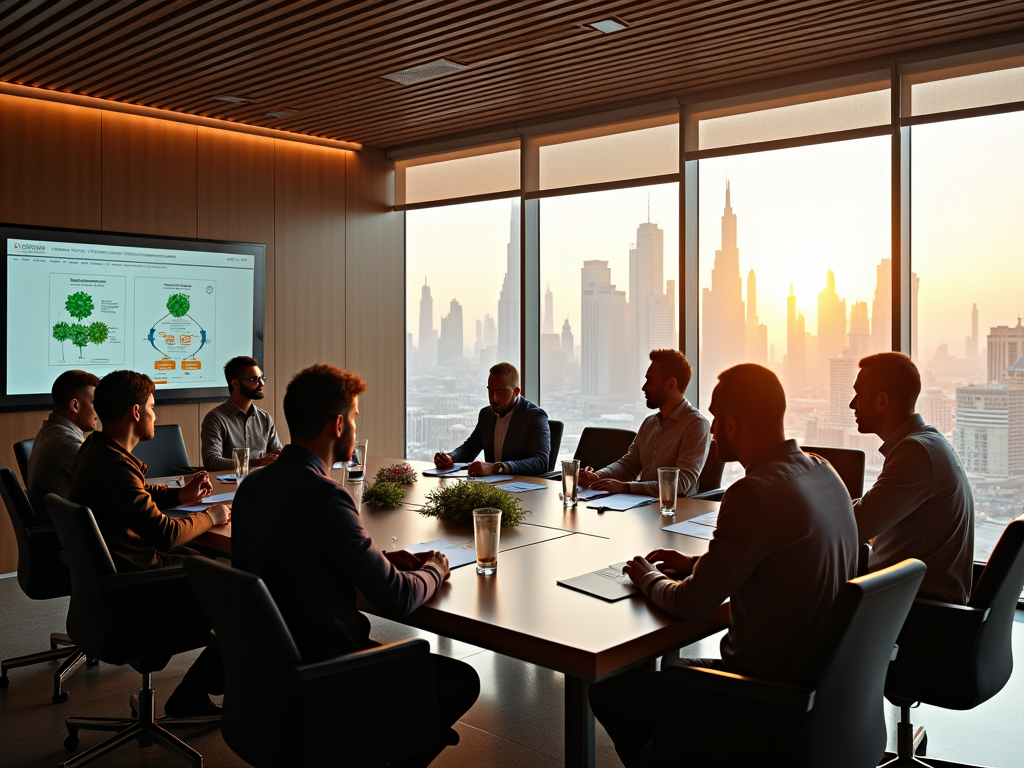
[579,349,710,497]
[201,356,282,470]
[433,361,550,476]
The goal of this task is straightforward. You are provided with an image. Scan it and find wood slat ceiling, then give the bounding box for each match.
[2,0,1023,149]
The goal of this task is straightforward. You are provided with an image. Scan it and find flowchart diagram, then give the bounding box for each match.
[135,278,215,384]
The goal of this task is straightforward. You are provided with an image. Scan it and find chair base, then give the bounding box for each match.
[879,705,993,768]
[1,633,90,703]
[62,671,219,768]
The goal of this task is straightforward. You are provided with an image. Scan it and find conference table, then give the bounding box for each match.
[194,458,728,768]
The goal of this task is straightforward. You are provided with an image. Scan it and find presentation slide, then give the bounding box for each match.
[7,237,256,396]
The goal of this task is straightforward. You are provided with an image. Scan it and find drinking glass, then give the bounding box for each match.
[233,447,249,483]
[347,438,368,482]
[561,459,580,507]
[473,508,501,575]
[658,467,679,517]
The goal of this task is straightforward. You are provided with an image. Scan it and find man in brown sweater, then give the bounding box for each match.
[70,370,230,716]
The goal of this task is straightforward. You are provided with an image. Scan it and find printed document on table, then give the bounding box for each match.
[577,487,609,501]
[404,539,477,569]
[466,476,508,484]
[423,463,469,477]
[662,510,719,540]
[499,481,547,493]
[202,492,236,504]
[586,493,657,511]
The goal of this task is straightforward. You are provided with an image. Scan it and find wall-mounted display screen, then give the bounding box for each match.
[1,224,265,411]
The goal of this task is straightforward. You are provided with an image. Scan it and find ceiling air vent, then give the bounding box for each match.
[381,58,466,86]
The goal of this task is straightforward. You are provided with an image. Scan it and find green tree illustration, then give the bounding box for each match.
[65,291,94,321]
[87,321,109,344]
[166,293,190,318]
[52,321,71,342]
[68,324,90,358]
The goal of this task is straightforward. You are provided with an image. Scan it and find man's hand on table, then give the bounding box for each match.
[204,504,231,527]
[253,453,278,467]
[578,468,600,487]
[433,452,454,470]
[590,478,629,494]
[179,471,213,503]
[622,556,660,587]
[385,549,451,582]
[467,461,498,477]
[644,548,696,577]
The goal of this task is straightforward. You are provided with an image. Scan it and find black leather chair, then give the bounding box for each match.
[691,442,726,499]
[45,495,220,767]
[133,424,193,478]
[183,556,443,767]
[641,559,927,768]
[13,438,34,486]
[546,420,564,474]
[801,445,866,499]
[543,426,636,479]
[880,516,1024,768]
[0,466,88,703]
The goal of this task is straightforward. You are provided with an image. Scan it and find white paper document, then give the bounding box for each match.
[662,510,720,539]
[202,492,236,504]
[423,464,469,477]
[404,539,477,569]
[499,481,547,493]
[585,493,657,511]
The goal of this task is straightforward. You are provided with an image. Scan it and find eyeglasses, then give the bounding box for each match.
[243,375,267,384]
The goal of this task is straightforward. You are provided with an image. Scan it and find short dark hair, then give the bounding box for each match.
[224,356,260,388]
[649,349,693,391]
[858,352,921,410]
[52,370,100,409]
[94,370,155,424]
[489,362,519,389]
[714,364,786,433]
[283,364,367,441]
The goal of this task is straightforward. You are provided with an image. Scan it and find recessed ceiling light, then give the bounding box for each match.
[213,95,253,104]
[265,110,296,118]
[381,58,467,86]
[587,19,628,34]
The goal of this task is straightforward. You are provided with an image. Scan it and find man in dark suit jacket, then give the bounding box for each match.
[434,361,550,477]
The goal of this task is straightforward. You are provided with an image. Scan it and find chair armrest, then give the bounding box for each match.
[691,489,725,502]
[103,564,188,589]
[906,597,989,629]
[665,664,815,712]
[292,638,430,684]
[24,524,57,539]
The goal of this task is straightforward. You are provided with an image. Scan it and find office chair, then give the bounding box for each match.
[132,424,193,478]
[183,556,443,768]
[690,442,726,500]
[543,426,636,479]
[642,559,927,768]
[880,516,1024,768]
[13,438,34,486]
[0,466,89,703]
[546,420,564,474]
[801,445,866,500]
[45,495,220,768]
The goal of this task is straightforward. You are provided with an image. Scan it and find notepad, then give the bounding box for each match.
[662,510,719,540]
[404,539,477,569]
[202,492,235,504]
[216,474,237,482]
[467,476,510,483]
[423,463,469,477]
[557,561,638,601]
[170,504,208,513]
[577,487,609,501]
[586,494,657,511]
[499,481,547,493]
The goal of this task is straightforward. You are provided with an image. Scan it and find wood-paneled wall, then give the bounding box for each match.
[0,94,404,573]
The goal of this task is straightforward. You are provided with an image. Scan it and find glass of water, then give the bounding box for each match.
[473,508,501,575]
[347,438,368,482]
[658,467,679,517]
[233,447,249,483]
[561,459,580,507]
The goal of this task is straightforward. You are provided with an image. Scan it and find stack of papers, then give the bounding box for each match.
[498,481,547,493]
[202,492,236,504]
[662,510,719,540]
[577,487,609,501]
[466,476,508,484]
[423,463,469,477]
[585,494,657,511]
[404,539,477,569]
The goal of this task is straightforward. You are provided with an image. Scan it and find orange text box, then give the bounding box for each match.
[180,335,192,345]
[164,335,175,345]
[182,360,202,370]
[155,360,176,370]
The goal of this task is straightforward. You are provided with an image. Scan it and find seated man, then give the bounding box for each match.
[579,349,710,497]
[27,369,99,521]
[201,356,282,470]
[589,364,858,768]
[70,370,231,716]
[851,352,974,603]
[232,364,480,767]
[433,361,550,477]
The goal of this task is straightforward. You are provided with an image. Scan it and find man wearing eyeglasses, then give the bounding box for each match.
[201,356,283,471]
[433,361,551,477]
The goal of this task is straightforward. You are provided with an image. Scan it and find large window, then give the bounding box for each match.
[538,184,679,461]
[405,198,520,461]
[911,111,1024,561]
[698,137,891,487]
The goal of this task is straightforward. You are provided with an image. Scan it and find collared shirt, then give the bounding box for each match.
[854,414,974,604]
[493,396,519,463]
[201,398,283,470]
[231,444,443,661]
[27,413,85,523]
[638,440,859,680]
[596,399,711,496]
[69,431,212,572]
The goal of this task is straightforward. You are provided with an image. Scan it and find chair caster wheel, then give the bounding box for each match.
[86,658,99,667]
[0,673,9,689]
[53,691,69,704]
[64,733,79,752]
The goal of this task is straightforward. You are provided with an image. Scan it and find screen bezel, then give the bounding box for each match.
[1,222,266,413]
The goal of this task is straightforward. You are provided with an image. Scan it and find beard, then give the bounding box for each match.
[240,383,265,400]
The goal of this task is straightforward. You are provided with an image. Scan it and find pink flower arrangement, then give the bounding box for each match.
[374,462,418,485]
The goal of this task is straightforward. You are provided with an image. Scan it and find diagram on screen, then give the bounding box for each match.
[135,278,215,384]
[49,275,125,366]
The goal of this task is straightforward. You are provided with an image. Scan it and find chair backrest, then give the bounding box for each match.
[132,424,191,477]
[802,559,926,767]
[13,438,34,486]
[0,465,70,600]
[572,427,636,471]
[547,420,564,473]
[696,443,724,494]
[801,445,866,499]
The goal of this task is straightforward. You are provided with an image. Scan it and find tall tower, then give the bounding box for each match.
[871,258,892,354]
[438,298,464,368]
[785,283,806,391]
[497,199,521,365]
[847,301,870,360]
[542,282,554,335]
[628,217,671,378]
[581,260,629,396]
[701,181,746,396]
[417,278,437,369]
[817,269,847,384]
[745,269,768,365]
[966,303,979,360]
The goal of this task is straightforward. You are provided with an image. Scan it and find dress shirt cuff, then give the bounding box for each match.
[639,570,668,594]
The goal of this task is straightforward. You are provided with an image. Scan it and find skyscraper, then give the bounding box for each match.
[628,217,673,377]
[745,268,768,365]
[701,181,746,395]
[987,318,1024,384]
[543,282,554,335]
[581,260,629,396]
[561,318,575,360]
[438,298,463,368]
[785,283,806,391]
[871,258,891,354]
[497,199,521,365]
[965,303,979,360]
[817,268,847,384]
[847,301,870,359]
[417,278,437,369]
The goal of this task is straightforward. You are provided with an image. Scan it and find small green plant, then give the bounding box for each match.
[420,482,525,527]
[65,291,95,321]
[361,480,407,508]
[166,293,191,318]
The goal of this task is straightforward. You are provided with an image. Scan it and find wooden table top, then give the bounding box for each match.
[193,456,727,681]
